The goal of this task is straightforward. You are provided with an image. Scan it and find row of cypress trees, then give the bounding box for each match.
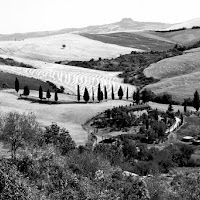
[15,78,58,101]
[77,83,140,103]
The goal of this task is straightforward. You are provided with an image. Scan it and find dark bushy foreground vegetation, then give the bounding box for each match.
[0,57,35,69]
[0,111,199,199]
[92,104,177,143]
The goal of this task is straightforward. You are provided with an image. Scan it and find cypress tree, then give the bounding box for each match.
[77,85,80,102]
[126,87,129,100]
[92,87,94,102]
[23,86,30,96]
[183,99,187,113]
[104,86,107,100]
[133,91,136,101]
[46,89,51,100]
[111,85,114,100]
[136,90,140,104]
[193,90,200,111]
[118,86,124,100]
[15,77,19,93]
[97,83,101,102]
[54,91,58,102]
[39,85,43,99]
[100,91,103,101]
[83,87,90,102]
[168,103,174,112]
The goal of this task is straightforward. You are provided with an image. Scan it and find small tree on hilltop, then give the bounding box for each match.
[15,77,19,93]
[126,87,129,100]
[111,85,115,100]
[39,85,43,99]
[77,85,80,102]
[97,83,101,102]
[104,86,107,101]
[83,87,90,102]
[193,90,200,111]
[46,89,51,101]
[23,86,30,97]
[54,91,58,102]
[118,86,124,100]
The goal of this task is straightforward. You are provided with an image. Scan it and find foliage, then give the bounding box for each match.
[77,84,80,102]
[39,85,43,99]
[111,85,114,100]
[0,112,42,159]
[46,89,51,100]
[23,85,30,96]
[54,91,58,102]
[104,86,107,100]
[15,77,19,93]
[193,90,200,111]
[43,123,76,155]
[83,87,90,102]
[97,83,101,102]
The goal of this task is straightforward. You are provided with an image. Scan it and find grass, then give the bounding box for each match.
[144,51,200,102]
[176,116,200,140]
[0,33,138,62]
[0,90,132,145]
[81,32,174,51]
[0,71,55,92]
[0,57,136,98]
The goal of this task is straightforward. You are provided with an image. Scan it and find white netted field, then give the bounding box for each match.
[0,55,136,97]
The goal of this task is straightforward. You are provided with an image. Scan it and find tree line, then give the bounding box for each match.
[15,78,59,102]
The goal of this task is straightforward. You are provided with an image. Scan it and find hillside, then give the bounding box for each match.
[81,32,174,51]
[166,18,200,30]
[0,18,172,41]
[0,33,140,62]
[0,55,136,97]
[144,51,200,101]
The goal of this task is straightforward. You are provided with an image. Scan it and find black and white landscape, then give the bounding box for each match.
[0,0,200,199]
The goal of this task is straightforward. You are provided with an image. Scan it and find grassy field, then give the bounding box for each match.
[0,89,132,145]
[0,71,55,92]
[144,51,200,101]
[81,32,174,51]
[0,33,140,62]
[176,116,200,140]
[148,28,200,45]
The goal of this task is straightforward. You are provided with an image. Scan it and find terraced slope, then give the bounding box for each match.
[0,33,141,62]
[0,55,136,97]
[144,51,200,101]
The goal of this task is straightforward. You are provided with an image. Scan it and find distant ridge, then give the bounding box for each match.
[166,18,200,30]
[0,18,172,41]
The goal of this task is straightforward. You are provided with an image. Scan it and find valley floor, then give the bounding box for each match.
[0,89,132,145]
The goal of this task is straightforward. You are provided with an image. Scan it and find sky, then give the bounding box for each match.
[0,0,200,34]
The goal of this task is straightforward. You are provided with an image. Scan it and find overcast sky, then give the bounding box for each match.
[0,0,200,34]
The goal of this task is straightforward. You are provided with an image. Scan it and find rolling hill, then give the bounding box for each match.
[0,33,141,62]
[80,32,175,51]
[0,18,172,41]
[0,55,136,97]
[144,50,200,101]
[166,18,200,30]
